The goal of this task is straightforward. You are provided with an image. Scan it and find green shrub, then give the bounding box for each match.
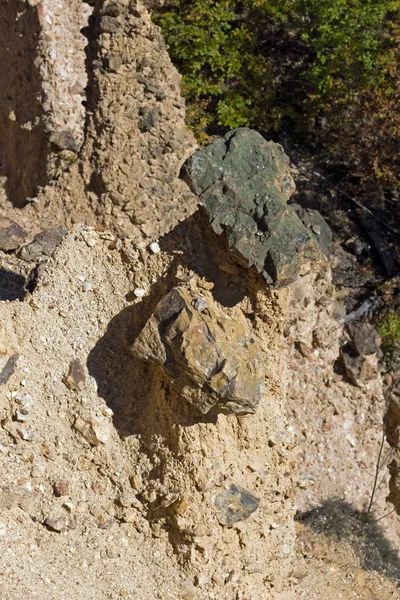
[378,314,400,371]
[154,0,400,192]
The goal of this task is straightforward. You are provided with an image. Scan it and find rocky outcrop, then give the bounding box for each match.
[77,0,197,237]
[133,286,264,414]
[0,0,90,207]
[387,380,400,513]
[0,224,297,598]
[1,0,196,241]
[181,128,322,288]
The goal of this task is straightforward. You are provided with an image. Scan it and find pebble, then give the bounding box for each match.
[44,516,68,533]
[82,281,93,292]
[64,358,86,392]
[74,416,110,446]
[192,297,207,312]
[312,225,321,235]
[0,522,6,536]
[149,242,160,254]
[18,429,34,441]
[53,480,69,497]
[297,474,316,489]
[81,230,97,247]
[134,287,146,298]
[15,410,28,422]
[17,393,33,407]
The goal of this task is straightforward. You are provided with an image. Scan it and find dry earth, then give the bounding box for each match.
[1,1,400,599]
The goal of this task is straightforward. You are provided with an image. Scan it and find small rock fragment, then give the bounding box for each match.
[44,516,68,533]
[346,322,380,357]
[81,229,97,247]
[15,410,28,422]
[82,281,93,292]
[297,474,316,489]
[0,217,27,251]
[149,241,160,254]
[64,358,86,392]
[340,343,378,387]
[18,227,67,261]
[74,416,110,446]
[53,480,69,497]
[134,287,146,298]
[295,341,312,360]
[49,130,77,152]
[0,353,19,385]
[192,297,207,312]
[214,484,260,526]
[138,107,159,132]
[17,429,34,441]
[133,287,264,415]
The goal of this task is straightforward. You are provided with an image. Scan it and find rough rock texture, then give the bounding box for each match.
[77,0,197,236]
[181,128,321,287]
[285,257,400,556]
[0,0,90,207]
[0,217,27,251]
[133,286,265,414]
[1,0,196,241]
[0,225,297,599]
[387,379,400,513]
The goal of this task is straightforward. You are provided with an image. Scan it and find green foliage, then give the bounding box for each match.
[155,0,277,140]
[155,0,400,168]
[377,314,400,370]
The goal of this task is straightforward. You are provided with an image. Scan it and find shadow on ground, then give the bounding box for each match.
[0,268,27,301]
[297,498,400,584]
[87,210,258,443]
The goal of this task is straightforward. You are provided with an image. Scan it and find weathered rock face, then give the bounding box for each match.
[132,286,265,414]
[387,380,400,513]
[181,128,321,288]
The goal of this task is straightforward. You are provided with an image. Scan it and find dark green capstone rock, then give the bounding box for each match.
[180,128,322,288]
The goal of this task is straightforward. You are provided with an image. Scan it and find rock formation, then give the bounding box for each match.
[181,128,322,287]
[133,286,265,415]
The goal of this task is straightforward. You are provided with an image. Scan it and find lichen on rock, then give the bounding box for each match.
[181,127,322,288]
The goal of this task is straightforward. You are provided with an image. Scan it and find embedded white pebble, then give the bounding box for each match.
[82,281,93,292]
[15,411,28,422]
[149,241,160,254]
[134,288,146,298]
[77,275,86,282]
[0,523,6,536]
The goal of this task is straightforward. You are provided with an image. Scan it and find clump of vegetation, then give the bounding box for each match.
[154,0,400,189]
[377,313,400,371]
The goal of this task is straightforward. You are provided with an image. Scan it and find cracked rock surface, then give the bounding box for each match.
[132,286,264,414]
[181,127,322,288]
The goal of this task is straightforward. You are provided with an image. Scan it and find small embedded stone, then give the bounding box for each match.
[346,322,380,357]
[53,480,69,497]
[18,227,67,262]
[74,416,110,446]
[44,516,68,533]
[0,217,27,251]
[64,358,86,392]
[214,484,260,526]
